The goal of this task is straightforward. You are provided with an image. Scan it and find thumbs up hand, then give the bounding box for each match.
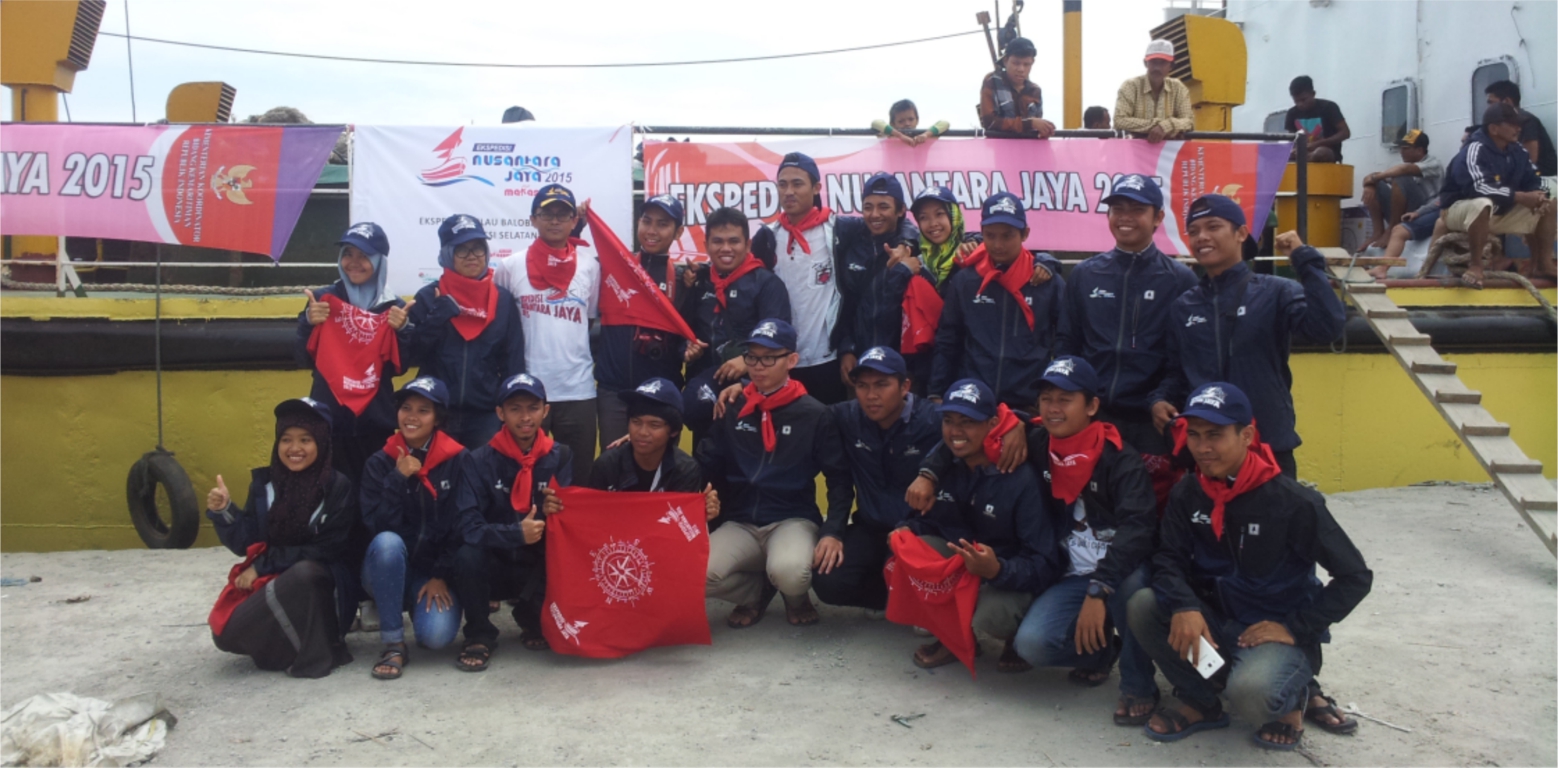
[387,299,414,330]
[208,474,231,512]
[305,289,330,325]
[395,446,421,478]
[521,506,546,544]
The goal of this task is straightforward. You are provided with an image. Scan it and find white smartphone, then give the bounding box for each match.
[1190,636,1225,679]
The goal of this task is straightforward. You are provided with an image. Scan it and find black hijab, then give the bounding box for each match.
[266,409,334,546]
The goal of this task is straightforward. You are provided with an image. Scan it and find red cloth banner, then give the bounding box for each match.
[208,543,277,636]
[585,208,698,340]
[884,529,981,678]
[305,294,401,416]
[543,487,712,658]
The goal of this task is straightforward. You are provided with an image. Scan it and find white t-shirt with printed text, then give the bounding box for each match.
[766,217,840,368]
[494,245,601,403]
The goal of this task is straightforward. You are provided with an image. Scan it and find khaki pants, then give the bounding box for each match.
[920,535,1035,641]
[706,519,819,607]
[1445,197,1543,234]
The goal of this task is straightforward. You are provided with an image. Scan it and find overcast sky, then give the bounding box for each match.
[10,0,1175,130]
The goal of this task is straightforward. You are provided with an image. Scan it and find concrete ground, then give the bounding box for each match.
[1,483,1553,767]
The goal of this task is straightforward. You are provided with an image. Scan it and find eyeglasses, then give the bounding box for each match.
[453,247,488,260]
[742,353,789,368]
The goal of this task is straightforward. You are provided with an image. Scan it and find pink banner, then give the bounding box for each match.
[1,123,339,259]
[643,137,1291,257]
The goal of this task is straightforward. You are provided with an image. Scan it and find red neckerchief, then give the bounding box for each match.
[981,404,1023,465]
[438,268,499,341]
[775,208,831,255]
[969,244,1036,330]
[737,379,808,451]
[1047,421,1123,505]
[382,430,466,498]
[488,426,556,513]
[526,237,588,296]
[1196,440,1282,540]
[710,257,763,311]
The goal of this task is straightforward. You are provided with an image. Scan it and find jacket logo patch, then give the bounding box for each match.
[1247,523,1260,536]
[1237,306,1247,316]
[736,421,758,433]
[440,480,451,490]
[848,263,868,272]
[728,289,738,298]
[1144,290,1155,300]
[1090,481,1098,492]
[1089,287,1116,299]
[813,262,833,285]
[1025,296,1033,306]
[781,425,792,435]
[973,294,996,304]
[1185,314,1207,327]
[854,440,872,452]
[1190,510,1211,525]
[935,490,955,502]
[903,446,921,456]
[983,504,997,518]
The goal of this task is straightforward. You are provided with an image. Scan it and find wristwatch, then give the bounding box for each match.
[1086,581,1113,600]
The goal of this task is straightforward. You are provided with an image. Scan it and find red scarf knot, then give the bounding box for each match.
[1047,421,1123,505]
[526,237,589,297]
[1195,439,1282,540]
[438,268,499,341]
[382,430,465,498]
[969,244,1036,330]
[737,379,808,452]
[710,257,763,312]
[775,208,831,255]
[981,404,1023,465]
[488,426,557,514]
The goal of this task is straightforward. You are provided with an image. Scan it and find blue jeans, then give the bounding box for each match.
[1013,565,1157,698]
[361,531,461,649]
[1126,588,1313,725]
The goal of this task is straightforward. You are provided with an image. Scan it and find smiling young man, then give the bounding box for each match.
[1129,382,1371,750]
[1113,40,1193,144]
[978,37,1055,139]
[697,319,851,629]
[1056,174,1196,506]
[834,172,935,387]
[1150,195,1345,478]
[810,347,942,613]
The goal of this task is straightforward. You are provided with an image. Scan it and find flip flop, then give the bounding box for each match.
[1143,704,1230,743]
[455,641,493,672]
[1114,691,1161,726]
[1254,721,1304,751]
[1305,691,1359,735]
[370,645,408,680]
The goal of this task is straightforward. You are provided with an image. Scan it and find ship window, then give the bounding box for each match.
[1471,58,1516,120]
[1380,82,1415,147]
[1263,110,1286,134]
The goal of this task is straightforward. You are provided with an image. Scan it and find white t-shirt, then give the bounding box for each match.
[1063,499,1110,578]
[767,217,840,368]
[494,244,601,403]
[1412,154,1444,198]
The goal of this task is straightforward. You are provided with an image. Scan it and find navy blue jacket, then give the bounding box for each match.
[359,439,467,581]
[1441,128,1543,214]
[824,394,943,537]
[1153,472,1372,648]
[1153,251,1344,452]
[595,253,690,392]
[1055,246,1197,413]
[293,281,408,438]
[207,467,358,577]
[401,281,527,415]
[694,392,851,528]
[930,252,1068,407]
[456,438,573,551]
[904,460,1060,595]
[683,261,792,378]
[835,216,932,355]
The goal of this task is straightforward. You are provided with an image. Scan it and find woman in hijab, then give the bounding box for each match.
[910,187,1054,292]
[294,222,410,485]
[206,398,359,678]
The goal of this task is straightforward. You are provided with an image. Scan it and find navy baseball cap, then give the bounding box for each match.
[938,379,998,421]
[862,172,905,206]
[1180,382,1253,426]
[850,346,908,379]
[1185,194,1247,229]
[980,192,1027,230]
[438,214,488,248]
[275,397,333,429]
[744,318,798,352]
[911,185,959,216]
[395,376,450,408]
[1039,356,1100,394]
[642,193,685,224]
[620,377,684,414]
[336,222,390,258]
[496,373,548,404]
[778,152,820,183]
[1102,174,1163,209]
[532,184,577,216]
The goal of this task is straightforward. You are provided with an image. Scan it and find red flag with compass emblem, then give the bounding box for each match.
[884,528,982,678]
[542,487,711,658]
[305,294,401,415]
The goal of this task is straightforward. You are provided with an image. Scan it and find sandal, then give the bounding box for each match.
[370,644,408,680]
[997,641,1032,673]
[455,641,493,672]
[1305,687,1359,735]
[519,629,550,651]
[1114,691,1161,727]
[913,640,959,669]
[1143,700,1230,743]
[1068,636,1119,686]
[784,595,820,626]
[1254,720,1304,751]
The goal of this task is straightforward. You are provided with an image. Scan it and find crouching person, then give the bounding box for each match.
[1129,382,1372,750]
[587,377,717,515]
[451,373,571,670]
[207,398,358,678]
[359,377,467,680]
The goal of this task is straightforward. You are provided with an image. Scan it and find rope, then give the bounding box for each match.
[1,277,314,295]
[1485,270,1558,321]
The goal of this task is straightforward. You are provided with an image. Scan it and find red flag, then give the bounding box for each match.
[542,487,712,658]
[884,529,981,678]
[585,208,699,341]
[305,294,401,415]
[208,543,277,636]
[900,274,944,354]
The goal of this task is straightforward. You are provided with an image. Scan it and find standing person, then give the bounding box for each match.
[1113,40,1193,143]
[358,377,467,680]
[402,214,526,449]
[1055,174,1196,506]
[910,186,981,286]
[595,194,691,446]
[1484,80,1557,176]
[698,319,851,629]
[834,173,935,387]
[1150,196,1346,478]
[451,373,571,669]
[1439,103,1557,286]
[1284,76,1350,163]
[811,347,941,613]
[978,37,1055,138]
[1359,129,1443,252]
[206,397,357,678]
[930,192,1067,409]
[295,222,411,485]
[1130,382,1371,750]
[496,184,601,484]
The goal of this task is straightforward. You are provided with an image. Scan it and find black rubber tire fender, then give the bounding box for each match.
[126,450,200,549]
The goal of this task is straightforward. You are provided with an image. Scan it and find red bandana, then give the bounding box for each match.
[382,430,466,498]
[1047,421,1123,505]
[438,268,499,341]
[981,404,1024,465]
[488,426,557,514]
[711,256,764,311]
[1195,440,1282,540]
[969,244,1036,330]
[305,294,401,416]
[737,379,808,451]
[775,208,832,255]
[526,237,588,296]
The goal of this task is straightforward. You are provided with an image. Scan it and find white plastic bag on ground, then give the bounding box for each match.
[0,692,175,767]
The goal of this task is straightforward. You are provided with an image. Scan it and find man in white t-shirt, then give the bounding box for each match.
[495,183,601,483]
[1360,129,1443,251]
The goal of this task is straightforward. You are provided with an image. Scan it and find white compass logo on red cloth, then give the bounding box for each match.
[334,302,386,345]
[591,538,655,605]
[908,571,960,598]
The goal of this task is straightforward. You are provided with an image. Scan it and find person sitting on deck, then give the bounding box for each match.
[1359,129,1443,252]
[1284,76,1350,163]
[1439,103,1557,287]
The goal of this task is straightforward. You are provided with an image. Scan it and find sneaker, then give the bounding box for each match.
[357,600,380,632]
[912,625,932,637]
[864,609,887,620]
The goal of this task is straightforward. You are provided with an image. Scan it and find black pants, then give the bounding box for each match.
[903,353,932,398]
[1274,450,1297,479]
[792,358,845,405]
[811,523,894,610]
[212,561,352,679]
[452,544,544,644]
[543,398,598,485]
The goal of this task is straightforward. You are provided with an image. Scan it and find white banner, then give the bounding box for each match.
[351,125,634,297]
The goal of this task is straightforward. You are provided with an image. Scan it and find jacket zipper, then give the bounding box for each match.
[1211,278,1225,379]
[1108,258,1132,402]
[458,345,470,410]
[996,290,1009,396]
